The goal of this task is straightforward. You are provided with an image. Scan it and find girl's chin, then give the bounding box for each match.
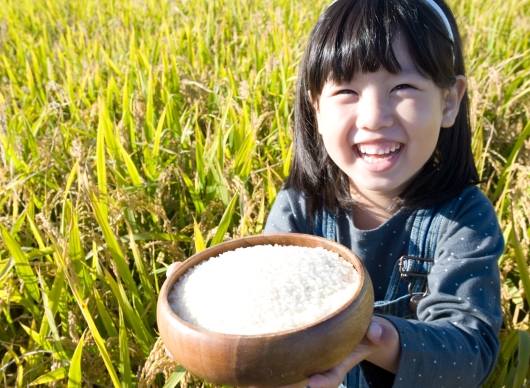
[347,171,414,200]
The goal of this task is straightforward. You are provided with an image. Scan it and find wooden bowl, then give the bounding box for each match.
[157,233,374,387]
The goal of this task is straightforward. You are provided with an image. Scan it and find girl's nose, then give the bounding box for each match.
[355,92,393,131]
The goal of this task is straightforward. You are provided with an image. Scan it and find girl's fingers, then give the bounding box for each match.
[362,316,401,373]
[307,317,400,388]
[307,348,368,388]
[365,316,399,347]
[166,262,182,278]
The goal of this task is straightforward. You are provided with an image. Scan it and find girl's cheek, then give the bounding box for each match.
[396,96,443,124]
[395,99,418,119]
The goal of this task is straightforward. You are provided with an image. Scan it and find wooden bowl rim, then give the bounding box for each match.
[158,233,366,338]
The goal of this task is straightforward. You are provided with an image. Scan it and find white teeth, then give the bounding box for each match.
[357,143,401,156]
[363,155,392,164]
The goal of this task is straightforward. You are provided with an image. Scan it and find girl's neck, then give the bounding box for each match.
[349,183,400,230]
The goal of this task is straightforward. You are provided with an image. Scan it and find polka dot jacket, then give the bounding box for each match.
[264,185,504,388]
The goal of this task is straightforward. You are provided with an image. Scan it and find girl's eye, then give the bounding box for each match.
[337,89,357,95]
[394,84,414,91]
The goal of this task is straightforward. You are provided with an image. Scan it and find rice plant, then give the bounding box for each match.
[0,0,528,386]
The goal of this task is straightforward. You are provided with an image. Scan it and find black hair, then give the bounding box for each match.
[285,0,479,222]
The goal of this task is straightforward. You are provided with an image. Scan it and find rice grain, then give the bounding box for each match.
[168,244,359,335]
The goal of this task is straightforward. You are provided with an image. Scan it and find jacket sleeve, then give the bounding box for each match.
[264,188,311,234]
[374,187,504,388]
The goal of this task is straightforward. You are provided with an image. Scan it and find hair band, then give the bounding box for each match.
[326,0,454,43]
[422,0,454,42]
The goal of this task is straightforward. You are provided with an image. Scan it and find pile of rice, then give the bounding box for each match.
[168,244,359,335]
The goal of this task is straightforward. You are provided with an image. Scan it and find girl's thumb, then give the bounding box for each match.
[366,317,400,349]
[367,321,383,341]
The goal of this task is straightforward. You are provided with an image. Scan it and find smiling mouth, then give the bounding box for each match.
[356,142,402,164]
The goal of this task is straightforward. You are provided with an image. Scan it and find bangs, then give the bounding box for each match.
[305,0,455,99]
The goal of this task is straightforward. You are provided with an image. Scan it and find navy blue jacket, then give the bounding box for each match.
[264,186,503,388]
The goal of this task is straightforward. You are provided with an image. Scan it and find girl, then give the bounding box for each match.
[264,0,504,387]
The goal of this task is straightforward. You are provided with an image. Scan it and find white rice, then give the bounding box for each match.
[168,244,359,335]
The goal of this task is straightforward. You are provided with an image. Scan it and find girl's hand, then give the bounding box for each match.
[274,316,400,388]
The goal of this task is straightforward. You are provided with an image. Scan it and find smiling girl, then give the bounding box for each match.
[264,0,504,387]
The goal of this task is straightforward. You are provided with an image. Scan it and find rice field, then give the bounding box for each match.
[0,0,529,386]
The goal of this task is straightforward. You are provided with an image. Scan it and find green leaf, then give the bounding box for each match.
[232,130,255,178]
[0,352,12,381]
[67,272,121,388]
[194,109,206,188]
[104,269,153,354]
[100,95,119,160]
[125,223,155,302]
[96,98,109,219]
[163,365,187,388]
[152,103,168,160]
[490,329,521,388]
[29,367,68,385]
[39,269,65,338]
[513,330,530,388]
[211,193,239,246]
[193,219,206,253]
[255,196,265,235]
[180,169,205,214]
[283,142,293,178]
[26,247,55,260]
[510,223,530,310]
[0,225,40,302]
[0,256,15,281]
[94,288,118,337]
[25,204,48,251]
[67,202,92,291]
[63,160,78,200]
[119,308,132,387]
[145,71,155,142]
[21,323,52,351]
[492,120,530,202]
[67,330,86,388]
[265,167,277,205]
[37,270,69,360]
[0,288,40,316]
[118,140,143,187]
[88,189,141,301]
[120,232,189,243]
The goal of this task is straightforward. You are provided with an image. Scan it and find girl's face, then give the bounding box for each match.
[314,38,465,204]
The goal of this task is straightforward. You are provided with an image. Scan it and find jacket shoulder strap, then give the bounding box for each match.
[313,208,337,241]
[384,197,457,301]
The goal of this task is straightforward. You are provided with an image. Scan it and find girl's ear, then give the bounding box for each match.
[441,75,467,128]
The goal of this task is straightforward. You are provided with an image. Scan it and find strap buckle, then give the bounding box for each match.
[398,255,434,312]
